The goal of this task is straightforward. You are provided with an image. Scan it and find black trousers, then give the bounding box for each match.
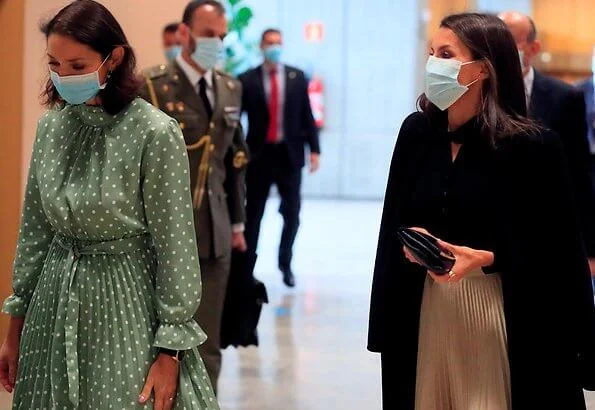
[245,143,301,270]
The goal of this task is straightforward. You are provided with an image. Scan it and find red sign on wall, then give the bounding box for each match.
[305,22,324,43]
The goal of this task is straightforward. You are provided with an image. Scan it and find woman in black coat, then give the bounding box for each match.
[368,13,595,410]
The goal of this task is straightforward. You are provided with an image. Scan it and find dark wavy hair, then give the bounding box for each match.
[41,0,140,115]
[419,13,540,142]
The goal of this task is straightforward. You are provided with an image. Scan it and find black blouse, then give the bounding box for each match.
[367,111,595,407]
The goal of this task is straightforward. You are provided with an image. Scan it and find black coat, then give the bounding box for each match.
[368,112,595,409]
[530,71,595,256]
[238,65,320,170]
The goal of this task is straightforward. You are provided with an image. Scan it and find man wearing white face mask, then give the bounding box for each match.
[140,0,248,393]
[500,11,595,275]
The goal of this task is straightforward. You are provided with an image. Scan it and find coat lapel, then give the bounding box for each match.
[255,65,267,107]
[529,71,549,123]
[172,61,209,120]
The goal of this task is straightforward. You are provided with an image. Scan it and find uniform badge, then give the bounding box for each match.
[233,151,248,168]
[227,80,235,90]
[176,102,185,112]
[162,84,169,92]
[173,74,179,81]
[166,102,175,112]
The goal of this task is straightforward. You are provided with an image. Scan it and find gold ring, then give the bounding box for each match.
[448,270,456,280]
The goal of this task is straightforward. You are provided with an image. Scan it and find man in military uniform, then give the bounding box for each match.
[140,0,248,393]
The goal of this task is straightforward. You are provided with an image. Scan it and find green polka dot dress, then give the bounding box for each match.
[3,98,220,409]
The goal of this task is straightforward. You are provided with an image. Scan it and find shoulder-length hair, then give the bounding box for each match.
[419,13,540,142]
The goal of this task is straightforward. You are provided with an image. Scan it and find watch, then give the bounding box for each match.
[159,348,185,362]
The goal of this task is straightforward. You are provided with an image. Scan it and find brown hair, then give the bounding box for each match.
[419,13,540,142]
[41,0,140,115]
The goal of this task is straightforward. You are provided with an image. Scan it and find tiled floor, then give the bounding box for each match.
[0,199,594,409]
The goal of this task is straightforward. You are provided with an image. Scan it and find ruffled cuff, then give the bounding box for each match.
[2,295,28,317]
[153,320,207,350]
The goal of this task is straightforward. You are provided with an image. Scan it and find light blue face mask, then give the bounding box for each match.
[263,45,283,64]
[50,55,110,105]
[164,45,182,63]
[191,37,223,71]
[425,55,480,111]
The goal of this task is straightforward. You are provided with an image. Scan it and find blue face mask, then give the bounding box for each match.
[50,55,110,105]
[191,37,223,71]
[425,56,480,111]
[263,45,283,64]
[164,45,182,63]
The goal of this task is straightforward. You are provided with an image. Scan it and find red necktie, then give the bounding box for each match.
[267,69,279,143]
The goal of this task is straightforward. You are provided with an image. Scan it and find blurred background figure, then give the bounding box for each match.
[162,22,181,63]
[500,11,595,275]
[140,0,249,394]
[239,29,320,288]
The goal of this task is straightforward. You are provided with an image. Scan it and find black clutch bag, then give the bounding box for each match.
[397,228,456,275]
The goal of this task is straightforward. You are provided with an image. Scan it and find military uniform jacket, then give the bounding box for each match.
[140,61,248,259]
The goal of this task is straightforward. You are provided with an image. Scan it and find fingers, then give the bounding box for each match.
[138,376,154,404]
[0,357,11,393]
[436,239,456,253]
[8,357,17,389]
[155,389,176,410]
[402,247,416,263]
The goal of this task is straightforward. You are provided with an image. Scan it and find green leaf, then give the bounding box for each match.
[234,6,253,30]
[228,0,243,6]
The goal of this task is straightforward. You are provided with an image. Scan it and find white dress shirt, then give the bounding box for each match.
[176,55,215,107]
[262,63,286,141]
[524,66,535,107]
[175,55,245,234]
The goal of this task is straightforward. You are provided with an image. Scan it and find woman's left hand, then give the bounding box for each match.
[138,353,180,410]
[432,239,494,284]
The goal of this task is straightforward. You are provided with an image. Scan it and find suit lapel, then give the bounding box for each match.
[529,71,549,122]
[212,71,229,127]
[173,61,209,120]
[284,66,298,127]
[255,65,267,107]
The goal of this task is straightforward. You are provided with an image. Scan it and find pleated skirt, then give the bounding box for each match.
[415,271,511,410]
[14,241,219,409]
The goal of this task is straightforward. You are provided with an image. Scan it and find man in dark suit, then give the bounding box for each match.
[239,29,321,288]
[140,0,248,392]
[500,12,595,269]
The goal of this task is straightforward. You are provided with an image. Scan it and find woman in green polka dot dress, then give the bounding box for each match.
[0,1,219,409]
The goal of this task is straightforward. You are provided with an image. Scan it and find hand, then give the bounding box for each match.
[138,354,180,410]
[588,258,595,277]
[0,318,24,393]
[231,232,247,251]
[309,153,320,173]
[402,227,493,284]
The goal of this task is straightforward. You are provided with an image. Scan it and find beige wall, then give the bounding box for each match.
[0,0,25,341]
[22,0,191,174]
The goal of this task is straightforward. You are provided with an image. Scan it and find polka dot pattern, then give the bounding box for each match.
[3,99,219,409]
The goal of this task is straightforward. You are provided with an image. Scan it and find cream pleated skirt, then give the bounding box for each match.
[415,271,511,410]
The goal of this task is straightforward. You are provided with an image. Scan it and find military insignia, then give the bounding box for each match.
[166,102,175,112]
[233,151,248,168]
[162,84,169,92]
[159,65,166,71]
[173,74,179,81]
[289,71,297,79]
[227,80,235,90]
[179,122,185,130]
[176,102,185,112]
[210,121,215,130]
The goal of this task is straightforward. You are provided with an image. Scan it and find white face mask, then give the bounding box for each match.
[191,36,223,71]
[425,56,480,111]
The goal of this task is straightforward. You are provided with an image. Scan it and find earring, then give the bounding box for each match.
[106,70,113,81]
